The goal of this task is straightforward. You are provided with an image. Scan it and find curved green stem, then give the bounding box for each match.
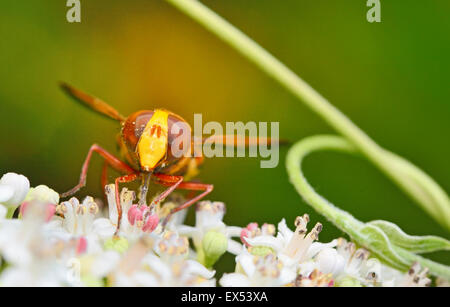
[286,135,450,278]
[165,0,450,230]
[285,135,364,234]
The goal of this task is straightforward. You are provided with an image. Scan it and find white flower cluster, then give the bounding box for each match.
[0,172,440,287]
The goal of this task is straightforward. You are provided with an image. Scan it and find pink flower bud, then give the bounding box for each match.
[240,222,259,247]
[142,213,159,233]
[128,205,143,226]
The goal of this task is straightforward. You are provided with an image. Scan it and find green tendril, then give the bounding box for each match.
[286,135,450,278]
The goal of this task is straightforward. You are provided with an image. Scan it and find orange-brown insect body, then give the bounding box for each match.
[119,109,201,177]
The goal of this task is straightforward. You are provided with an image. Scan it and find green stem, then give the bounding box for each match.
[165,0,450,230]
[285,135,364,236]
[6,206,16,219]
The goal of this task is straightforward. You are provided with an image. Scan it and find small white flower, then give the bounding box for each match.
[401,263,432,287]
[243,215,334,269]
[330,238,371,284]
[0,201,75,286]
[72,250,122,286]
[368,261,431,287]
[91,185,135,239]
[220,252,296,287]
[108,235,215,287]
[0,259,69,287]
[177,201,243,256]
[290,269,335,287]
[52,197,99,236]
[154,230,190,263]
[92,185,163,241]
[0,201,52,266]
[47,196,104,254]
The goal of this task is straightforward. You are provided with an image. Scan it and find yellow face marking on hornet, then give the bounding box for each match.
[137,109,169,171]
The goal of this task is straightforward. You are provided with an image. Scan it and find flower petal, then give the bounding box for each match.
[133,272,159,286]
[185,259,216,279]
[277,218,293,242]
[220,273,250,287]
[176,225,198,237]
[315,247,345,275]
[244,235,283,251]
[0,204,7,219]
[0,185,14,204]
[278,267,297,285]
[90,251,121,277]
[305,239,338,259]
[92,218,116,239]
[226,226,242,237]
[236,253,256,277]
[143,254,172,280]
[227,239,244,255]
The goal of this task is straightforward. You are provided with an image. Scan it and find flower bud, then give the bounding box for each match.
[240,222,259,247]
[142,213,159,233]
[24,185,59,205]
[0,173,30,207]
[127,205,142,226]
[201,230,228,268]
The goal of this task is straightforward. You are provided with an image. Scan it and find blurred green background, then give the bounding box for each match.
[0,0,449,270]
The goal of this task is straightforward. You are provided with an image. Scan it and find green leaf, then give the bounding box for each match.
[358,224,410,271]
[368,220,450,254]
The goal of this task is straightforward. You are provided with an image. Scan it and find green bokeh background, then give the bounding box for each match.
[0,0,449,270]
